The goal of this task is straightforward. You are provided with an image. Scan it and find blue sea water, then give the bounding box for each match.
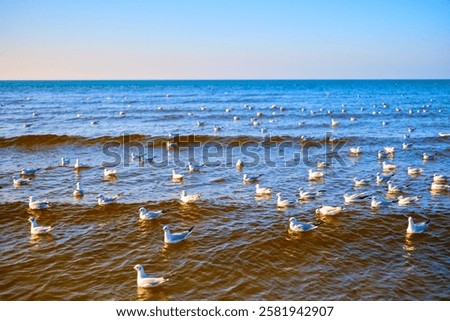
[0,80,449,300]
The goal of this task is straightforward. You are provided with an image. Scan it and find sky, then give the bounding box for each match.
[0,0,449,80]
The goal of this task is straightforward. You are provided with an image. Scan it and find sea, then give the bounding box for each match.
[0,80,449,300]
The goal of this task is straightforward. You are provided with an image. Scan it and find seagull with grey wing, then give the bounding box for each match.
[163,225,194,244]
[133,264,168,288]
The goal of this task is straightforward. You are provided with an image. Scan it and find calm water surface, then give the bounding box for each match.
[0,80,449,300]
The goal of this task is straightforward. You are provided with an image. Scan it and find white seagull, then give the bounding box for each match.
[384,146,395,155]
[298,188,323,201]
[188,162,204,173]
[236,159,243,169]
[288,217,319,232]
[12,176,31,187]
[377,150,388,159]
[255,184,272,196]
[349,147,362,155]
[28,196,50,210]
[387,181,408,194]
[21,168,40,175]
[28,217,54,235]
[376,172,395,184]
[433,173,449,184]
[74,158,89,169]
[315,205,344,216]
[406,217,430,234]
[103,168,117,177]
[343,191,369,203]
[331,118,339,127]
[163,225,194,244]
[371,196,394,209]
[243,173,262,183]
[353,177,370,187]
[180,190,201,203]
[402,143,413,150]
[96,193,122,205]
[73,182,84,197]
[430,182,450,192]
[407,167,424,176]
[308,169,324,180]
[139,207,167,220]
[133,264,168,288]
[398,195,421,206]
[382,161,397,172]
[172,169,184,182]
[60,158,70,166]
[276,192,295,208]
[317,160,331,169]
[422,153,435,161]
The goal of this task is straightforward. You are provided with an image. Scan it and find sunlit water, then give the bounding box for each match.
[0,80,449,300]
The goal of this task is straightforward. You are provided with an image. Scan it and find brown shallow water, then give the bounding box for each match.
[1,139,449,301]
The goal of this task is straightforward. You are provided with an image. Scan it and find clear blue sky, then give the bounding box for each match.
[1,0,449,79]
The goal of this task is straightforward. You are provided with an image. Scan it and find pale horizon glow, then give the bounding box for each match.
[1,0,449,80]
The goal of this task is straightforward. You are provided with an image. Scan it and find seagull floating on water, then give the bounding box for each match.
[172,169,184,182]
[28,217,54,235]
[188,162,204,173]
[402,142,413,150]
[384,146,395,155]
[298,188,323,201]
[353,177,370,187]
[73,182,84,197]
[139,207,168,220]
[407,167,423,176]
[12,176,31,187]
[163,225,194,244]
[377,150,388,159]
[288,217,319,232]
[398,195,421,206]
[21,168,40,175]
[133,264,168,288]
[255,184,272,196]
[376,172,395,184]
[28,196,50,210]
[349,147,362,155]
[308,169,324,181]
[180,190,201,203]
[371,196,394,208]
[343,191,369,203]
[406,216,430,234]
[243,173,262,183]
[331,118,339,127]
[430,182,450,192]
[276,192,295,208]
[103,168,117,177]
[387,181,408,194]
[317,160,331,169]
[60,158,70,166]
[96,193,122,205]
[315,205,344,216]
[433,173,449,184]
[422,153,435,161]
[236,159,243,169]
[74,159,89,169]
[382,161,397,172]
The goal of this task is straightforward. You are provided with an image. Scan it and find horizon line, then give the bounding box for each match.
[0,78,449,82]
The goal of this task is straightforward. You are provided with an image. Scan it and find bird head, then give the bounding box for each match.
[133,264,143,272]
[28,217,35,223]
[289,217,296,223]
[163,225,170,232]
[138,207,146,214]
